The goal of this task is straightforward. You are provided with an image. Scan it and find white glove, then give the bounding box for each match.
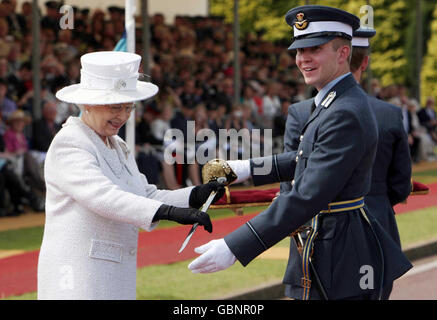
[227,160,251,184]
[188,239,237,273]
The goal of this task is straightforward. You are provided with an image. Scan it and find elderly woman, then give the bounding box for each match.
[37,51,224,300]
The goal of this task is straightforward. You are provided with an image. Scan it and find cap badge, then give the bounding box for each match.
[295,13,309,30]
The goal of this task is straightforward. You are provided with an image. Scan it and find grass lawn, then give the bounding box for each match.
[413,169,437,184]
[397,206,437,246]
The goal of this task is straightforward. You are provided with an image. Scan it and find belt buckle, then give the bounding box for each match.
[290,225,312,238]
[301,277,312,289]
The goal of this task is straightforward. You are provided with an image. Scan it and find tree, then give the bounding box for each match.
[209,0,425,90]
[421,3,437,105]
[209,0,304,42]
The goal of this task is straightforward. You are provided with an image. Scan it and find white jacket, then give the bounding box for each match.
[37,117,193,300]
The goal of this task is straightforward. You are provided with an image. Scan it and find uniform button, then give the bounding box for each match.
[299,150,303,156]
[291,180,295,186]
[295,156,299,163]
[300,135,304,141]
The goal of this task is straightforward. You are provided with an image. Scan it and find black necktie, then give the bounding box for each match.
[310,100,316,114]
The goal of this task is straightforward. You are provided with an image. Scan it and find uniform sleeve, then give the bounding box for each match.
[387,109,412,206]
[45,137,164,231]
[225,109,368,266]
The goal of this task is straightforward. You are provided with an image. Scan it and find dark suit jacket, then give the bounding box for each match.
[31,119,61,152]
[417,107,437,133]
[366,97,411,246]
[224,74,412,300]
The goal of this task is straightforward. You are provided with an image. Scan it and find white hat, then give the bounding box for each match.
[55,51,159,105]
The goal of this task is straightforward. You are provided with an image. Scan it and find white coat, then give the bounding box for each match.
[37,117,193,300]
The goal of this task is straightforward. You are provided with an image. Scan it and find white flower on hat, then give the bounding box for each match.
[55,51,159,105]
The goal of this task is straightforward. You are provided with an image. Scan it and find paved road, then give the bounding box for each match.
[390,255,437,300]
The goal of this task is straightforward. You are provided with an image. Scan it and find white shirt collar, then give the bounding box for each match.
[315,73,351,107]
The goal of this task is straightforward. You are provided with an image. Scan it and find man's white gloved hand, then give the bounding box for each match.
[188,239,237,273]
[227,160,251,184]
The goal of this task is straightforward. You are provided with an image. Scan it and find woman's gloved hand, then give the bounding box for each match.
[153,204,213,233]
[189,181,226,209]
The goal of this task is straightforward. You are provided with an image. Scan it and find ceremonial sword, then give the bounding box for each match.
[178,176,227,253]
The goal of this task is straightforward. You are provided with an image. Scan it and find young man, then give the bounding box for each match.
[188,5,412,300]
[275,27,412,300]
[350,27,412,299]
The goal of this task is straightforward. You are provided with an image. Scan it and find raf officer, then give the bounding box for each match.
[268,26,412,300]
[350,27,412,299]
[188,5,412,300]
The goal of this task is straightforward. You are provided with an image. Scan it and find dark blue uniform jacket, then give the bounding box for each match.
[224,74,412,300]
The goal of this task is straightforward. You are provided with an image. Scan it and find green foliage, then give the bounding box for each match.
[209,0,431,91]
[210,0,303,42]
[421,3,437,105]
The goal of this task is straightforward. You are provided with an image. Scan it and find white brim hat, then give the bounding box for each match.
[55,51,159,105]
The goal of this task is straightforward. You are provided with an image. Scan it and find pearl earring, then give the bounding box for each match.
[85,109,89,114]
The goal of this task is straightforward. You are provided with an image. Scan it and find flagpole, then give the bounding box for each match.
[125,0,136,154]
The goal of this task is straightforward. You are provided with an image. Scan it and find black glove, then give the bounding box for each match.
[152,204,213,233]
[189,181,226,209]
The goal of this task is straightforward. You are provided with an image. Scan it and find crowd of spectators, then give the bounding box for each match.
[0,0,436,217]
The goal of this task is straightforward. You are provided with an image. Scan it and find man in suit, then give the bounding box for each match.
[31,100,61,153]
[188,5,412,300]
[417,97,437,144]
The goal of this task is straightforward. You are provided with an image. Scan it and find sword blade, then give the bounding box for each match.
[178,191,217,253]
[178,223,198,253]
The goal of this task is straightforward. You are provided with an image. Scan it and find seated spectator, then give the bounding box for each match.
[3,0,27,40]
[417,97,437,144]
[0,57,9,79]
[244,81,265,128]
[408,99,436,162]
[222,104,250,160]
[193,103,216,164]
[205,101,221,137]
[135,104,162,185]
[261,81,282,128]
[4,109,46,195]
[7,61,32,109]
[169,102,201,187]
[214,77,234,114]
[0,126,44,215]
[41,1,60,32]
[0,78,17,119]
[273,98,290,138]
[30,100,61,165]
[0,17,13,58]
[151,101,173,143]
